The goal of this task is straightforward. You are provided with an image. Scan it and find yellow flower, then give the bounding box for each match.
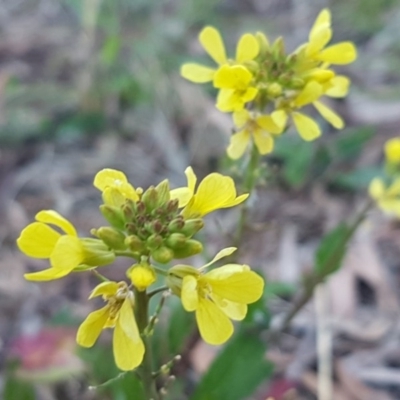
[369,177,400,217]
[94,169,139,206]
[168,248,264,345]
[385,138,400,164]
[17,210,114,281]
[181,26,259,84]
[275,79,345,141]
[170,167,248,218]
[227,109,283,159]
[214,65,258,112]
[76,281,145,371]
[303,9,357,65]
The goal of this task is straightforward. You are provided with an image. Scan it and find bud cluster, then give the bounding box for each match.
[95,180,204,264]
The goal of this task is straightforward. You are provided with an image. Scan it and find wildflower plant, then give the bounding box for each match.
[15,8,370,400]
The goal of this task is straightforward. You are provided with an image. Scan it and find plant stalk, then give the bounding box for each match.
[234,143,260,251]
[135,289,160,400]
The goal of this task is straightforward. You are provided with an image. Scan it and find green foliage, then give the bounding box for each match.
[332,166,383,190]
[191,331,273,400]
[274,135,314,188]
[3,370,36,400]
[315,223,351,277]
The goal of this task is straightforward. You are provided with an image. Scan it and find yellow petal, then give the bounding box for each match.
[292,112,321,141]
[102,187,126,207]
[17,222,60,258]
[24,267,74,281]
[50,235,84,271]
[212,295,247,321]
[185,173,247,217]
[113,298,145,370]
[214,65,253,89]
[306,68,335,84]
[199,26,227,65]
[181,275,199,312]
[325,75,349,98]
[180,63,215,83]
[369,178,385,200]
[313,100,344,129]
[309,9,331,39]
[94,169,128,191]
[318,42,357,64]
[242,87,258,103]
[36,210,77,236]
[89,281,119,299]
[206,266,264,303]
[272,110,288,130]
[233,109,250,128]
[385,138,400,164]
[236,34,259,63]
[294,81,323,107]
[253,129,274,155]
[201,247,237,269]
[185,166,197,193]
[379,199,400,216]
[216,89,235,112]
[196,298,233,345]
[256,115,282,134]
[76,306,109,347]
[227,130,250,160]
[94,169,139,201]
[170,167,197,207]
[308,25,332,55]
[169,187,193,208]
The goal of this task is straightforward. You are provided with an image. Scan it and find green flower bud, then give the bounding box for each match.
[152,246,174,264]
[168,218,185,233]
[155,179,170,206]
[165,233,187,249]
[167,264,199,296]
[146,234,163,250]
[142,186,158,212]
[121,199,137,221]
[125,235,145,252]
[166,199,179,214]
[272,36,285,58]
[136,201,146,214]
[99,205,126,230]
[172,239,203,259]
[95,227,127,250]
[180,219,204,237]
[256,31,270,54]
[80,238,116,266]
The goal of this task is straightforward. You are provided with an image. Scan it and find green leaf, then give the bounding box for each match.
[3,375,36,400]
[334,126,374,161]
[274,135,314,188]
[315,223,351,277]
[332,166,383,190]
[191,331,272,400]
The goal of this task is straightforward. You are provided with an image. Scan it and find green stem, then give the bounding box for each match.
[233,143,260,251]
[267,200,373,339]
[135,289,160,400]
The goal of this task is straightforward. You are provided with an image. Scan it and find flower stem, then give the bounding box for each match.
[234,143,260,251]
[135,289,160,400]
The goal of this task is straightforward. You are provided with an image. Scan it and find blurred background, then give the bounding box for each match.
[1,0,400,399]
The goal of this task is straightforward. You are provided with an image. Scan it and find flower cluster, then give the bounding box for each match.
[181,9,357,158]
[369,138,400,217]
[17,167,262,371]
